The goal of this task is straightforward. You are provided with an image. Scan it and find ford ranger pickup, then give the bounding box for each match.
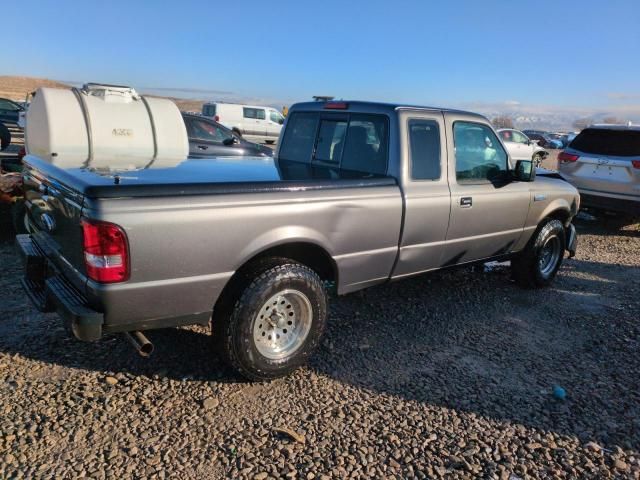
[17,100,579,380]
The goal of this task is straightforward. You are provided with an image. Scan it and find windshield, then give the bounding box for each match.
[570,128,640,157]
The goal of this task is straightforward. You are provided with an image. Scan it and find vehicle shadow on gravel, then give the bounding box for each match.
[1,228,638,450]
[309,257,640,450]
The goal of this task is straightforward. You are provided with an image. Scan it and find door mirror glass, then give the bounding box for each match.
[223,136,237,146]
[514,160,536,182]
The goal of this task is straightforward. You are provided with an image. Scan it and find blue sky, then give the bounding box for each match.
[3,0,639,119]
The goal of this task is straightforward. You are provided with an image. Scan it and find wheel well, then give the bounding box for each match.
[212,242,337,321]
[243,243,336,282]
[546,209,571,226]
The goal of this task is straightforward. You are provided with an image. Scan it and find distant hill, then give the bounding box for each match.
[0,75,205,113]
[0,76,70,101]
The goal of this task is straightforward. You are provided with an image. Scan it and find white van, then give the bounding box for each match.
[202,103,285,144]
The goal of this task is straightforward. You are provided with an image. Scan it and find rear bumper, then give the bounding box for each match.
[579,191,639,216]
[16,234,104,341]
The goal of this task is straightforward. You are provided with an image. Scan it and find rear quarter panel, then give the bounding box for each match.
[83,186,402,328]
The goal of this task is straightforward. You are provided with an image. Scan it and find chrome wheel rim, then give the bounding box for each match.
[253,289,313,360]
[538,236,561,277]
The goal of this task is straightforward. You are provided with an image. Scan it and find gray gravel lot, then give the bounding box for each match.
[0,218,639,479]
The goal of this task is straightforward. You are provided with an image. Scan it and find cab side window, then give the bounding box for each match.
[454,122,508,183]
[408,120,441,180]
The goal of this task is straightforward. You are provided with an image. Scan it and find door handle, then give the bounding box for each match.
[197,145,208,150]
[460,197,472,208]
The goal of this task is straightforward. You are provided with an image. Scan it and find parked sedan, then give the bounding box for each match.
[0,97,25,125]
[182,113,273,157]
[497,128,548,166]
[522,130,564,149]
[558,125,640,216]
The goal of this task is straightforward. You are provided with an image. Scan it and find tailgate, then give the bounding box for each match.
[570,154,639,196]
[23,164,87,290]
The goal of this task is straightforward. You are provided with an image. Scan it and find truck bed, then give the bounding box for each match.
[24,155,397,199]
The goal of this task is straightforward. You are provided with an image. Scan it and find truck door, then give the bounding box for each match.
[443,114,530,264]
[392,111,451,278]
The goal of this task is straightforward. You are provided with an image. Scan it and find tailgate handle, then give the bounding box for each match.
[460,197,472,208]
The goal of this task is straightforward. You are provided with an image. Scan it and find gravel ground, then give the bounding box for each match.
[0,218,639,479]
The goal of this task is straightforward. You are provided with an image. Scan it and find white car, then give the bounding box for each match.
[202,102,285,144]
[498,128,547,166]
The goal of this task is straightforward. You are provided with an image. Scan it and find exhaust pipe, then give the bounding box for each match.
[124,331,154,357]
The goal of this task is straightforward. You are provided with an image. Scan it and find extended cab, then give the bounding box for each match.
[17,100,579,380]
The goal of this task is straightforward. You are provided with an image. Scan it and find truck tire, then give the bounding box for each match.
[214,260,327,381]
[232,128,242,138]
[511,218,565,288]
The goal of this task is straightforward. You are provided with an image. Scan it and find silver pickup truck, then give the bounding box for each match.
[17,101,579,380]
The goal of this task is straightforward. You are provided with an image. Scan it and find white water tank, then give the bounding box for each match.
[25,83,188,169]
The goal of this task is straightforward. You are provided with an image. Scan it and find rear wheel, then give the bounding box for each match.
[213,259,327,381]
[512,219,565,288]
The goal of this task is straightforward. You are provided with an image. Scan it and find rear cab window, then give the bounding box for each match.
[279,112,389,175]
[570,128,640,157]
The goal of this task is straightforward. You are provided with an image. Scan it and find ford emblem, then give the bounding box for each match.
[40,213,56,232]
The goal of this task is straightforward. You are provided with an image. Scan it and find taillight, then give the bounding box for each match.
[632,160,640,169]
[558,151,579,163]
[81,219,129,283]
[214,115,220,122]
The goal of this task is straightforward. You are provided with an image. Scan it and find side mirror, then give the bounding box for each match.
[514,160,536,182]
[223,137,237,146]
[278,117,284,125]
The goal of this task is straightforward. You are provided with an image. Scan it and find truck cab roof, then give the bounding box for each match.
[290,100,488,121]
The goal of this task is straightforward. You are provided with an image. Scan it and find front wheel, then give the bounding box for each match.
[511,219,566,288]
[213,260,327,381]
